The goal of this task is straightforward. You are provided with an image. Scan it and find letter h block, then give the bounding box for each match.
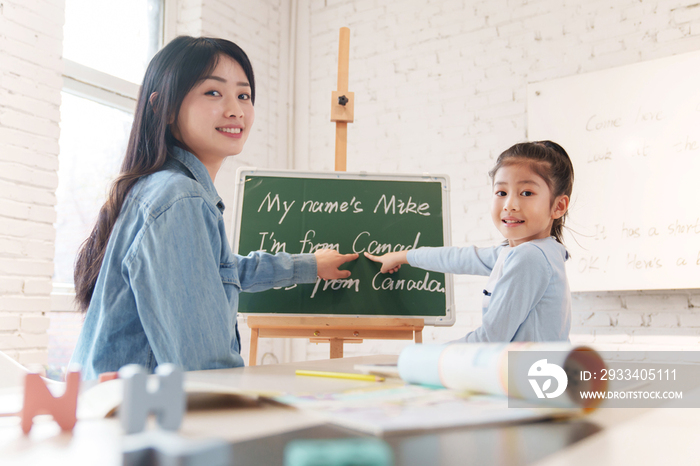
[21,369,81,434]
[118,364,186,434]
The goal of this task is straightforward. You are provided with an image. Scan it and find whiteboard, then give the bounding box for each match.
[528,50,700,292]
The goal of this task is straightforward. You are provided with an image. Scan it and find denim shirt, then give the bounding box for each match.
[407,237,571,343]
[70,147,318,379]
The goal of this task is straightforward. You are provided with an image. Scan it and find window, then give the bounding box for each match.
[63,0,162,85]
[53,94,133,284]
[54,0,166,289]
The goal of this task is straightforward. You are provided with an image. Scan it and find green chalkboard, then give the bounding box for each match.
[232,169,454,325]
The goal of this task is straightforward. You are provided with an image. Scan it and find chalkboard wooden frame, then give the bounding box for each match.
[231,168,455,326]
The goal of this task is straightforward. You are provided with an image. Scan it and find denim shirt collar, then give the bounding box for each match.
[170,146,225,212]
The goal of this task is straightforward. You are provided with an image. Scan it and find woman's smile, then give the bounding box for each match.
[216,126,243,137]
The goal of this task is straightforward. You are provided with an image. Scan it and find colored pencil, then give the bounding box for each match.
[295,370,384,382]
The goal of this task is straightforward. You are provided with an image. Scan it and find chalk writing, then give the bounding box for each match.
[371,272,445,293]
[258,232,287,253]
[352,232,422,254]
[310,277,361,299]
[301,197,363,214]
[257,192,296,225]
[373,195,430,216]
[237,174,449,317]
[299,230,340,253]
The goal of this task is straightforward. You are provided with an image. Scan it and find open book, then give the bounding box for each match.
[273,343,607,435]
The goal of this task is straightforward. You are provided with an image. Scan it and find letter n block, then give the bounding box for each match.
[119,364,186,434]
[21,370,81,434]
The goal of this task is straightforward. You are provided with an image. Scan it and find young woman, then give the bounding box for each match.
[366,141,574,343]
[70,36,357,379]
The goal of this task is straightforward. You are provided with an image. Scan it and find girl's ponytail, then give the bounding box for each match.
[538,141,574,244]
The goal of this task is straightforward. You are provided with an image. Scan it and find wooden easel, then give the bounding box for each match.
[247,28,424,366]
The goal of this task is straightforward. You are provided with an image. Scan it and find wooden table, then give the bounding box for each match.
[1,355,699,465]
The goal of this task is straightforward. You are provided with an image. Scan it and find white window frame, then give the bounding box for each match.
[62,59,139,113]
[52,0,176,311]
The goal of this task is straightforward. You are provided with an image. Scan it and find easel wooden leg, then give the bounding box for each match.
[329,338,344,359]
[414,329,423,344]
[249,328,259,366]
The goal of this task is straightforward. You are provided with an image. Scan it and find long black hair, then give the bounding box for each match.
[489,141,574,244]
[74,36,255,312]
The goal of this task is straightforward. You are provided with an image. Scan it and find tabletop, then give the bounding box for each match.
[1,354,699,466]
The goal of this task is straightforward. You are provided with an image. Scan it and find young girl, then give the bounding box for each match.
[70,36,357,379]
[366,141,573,342]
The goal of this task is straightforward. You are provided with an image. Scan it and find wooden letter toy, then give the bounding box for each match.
[20,369,81,434]
[118,364,185,434]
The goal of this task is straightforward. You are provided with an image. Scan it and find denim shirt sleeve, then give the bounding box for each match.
[223,250,318,292]
[125,195,316,371]
[460,244,552,343]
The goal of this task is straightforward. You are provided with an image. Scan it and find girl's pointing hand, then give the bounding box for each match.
[364,251,408,274]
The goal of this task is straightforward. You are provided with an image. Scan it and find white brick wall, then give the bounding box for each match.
[2,0,289,368]
[293,0,700,361]
[174,0,203,36]
[203,0,291,241]
[0,0,64,366]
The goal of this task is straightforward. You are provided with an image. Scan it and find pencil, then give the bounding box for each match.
[295,370,385,382]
